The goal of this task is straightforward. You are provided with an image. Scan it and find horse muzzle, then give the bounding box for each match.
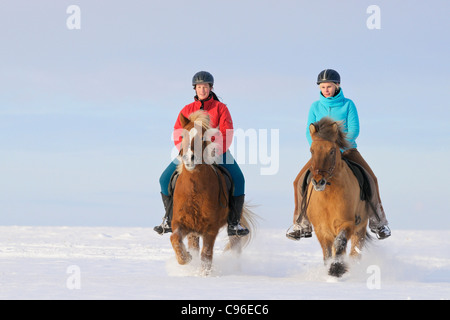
[183,162,196,171]
[312,177,328,191]
[182,151,198,171]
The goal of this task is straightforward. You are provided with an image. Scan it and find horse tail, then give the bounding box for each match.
[239,203,258,247]
[224,202,258,251]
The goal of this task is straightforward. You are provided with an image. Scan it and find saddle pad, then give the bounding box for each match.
[342,158,372,201]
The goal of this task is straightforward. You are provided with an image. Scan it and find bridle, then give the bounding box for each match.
[179,128,228,208]
[310,144,338,182]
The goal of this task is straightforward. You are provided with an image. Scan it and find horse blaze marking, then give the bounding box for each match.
[189,127,198,143]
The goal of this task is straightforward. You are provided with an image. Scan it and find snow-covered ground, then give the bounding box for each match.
[0,226,448,300]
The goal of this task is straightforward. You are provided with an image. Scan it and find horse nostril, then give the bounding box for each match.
[312,178,327,189]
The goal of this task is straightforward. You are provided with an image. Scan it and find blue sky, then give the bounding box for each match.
[1,0,449,229]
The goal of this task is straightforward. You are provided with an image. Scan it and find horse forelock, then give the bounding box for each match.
[312,117,350,150]
[188,110,211,130]
[176,111,213,175]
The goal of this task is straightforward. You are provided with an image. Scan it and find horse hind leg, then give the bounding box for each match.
[350,227,367,259]
[226,235,243,255]
[170,228,192,265]
[328,230,348,277]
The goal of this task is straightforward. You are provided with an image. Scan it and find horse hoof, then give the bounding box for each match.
[185,252,192,264]
[201,262,212,276]
[177,251,192,265]
[328,262,347,278]
[201,267,212,277]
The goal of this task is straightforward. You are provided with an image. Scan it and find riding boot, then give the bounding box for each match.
[287,169,313,241]
[227,195,250,236]
[153,193,173,235]
[369,202,391,240]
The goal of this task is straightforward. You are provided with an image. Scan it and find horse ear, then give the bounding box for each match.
[179,112,190,128]
[332,122,338,133]
[309,123,317,136]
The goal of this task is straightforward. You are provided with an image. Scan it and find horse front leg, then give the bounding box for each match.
[328,229,349,277]
[200,233,217,276]
[315,231,333,265]
[170,227,192,265]
[187,234,200,255]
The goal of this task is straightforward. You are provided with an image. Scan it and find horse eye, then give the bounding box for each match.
[330,149,335,155]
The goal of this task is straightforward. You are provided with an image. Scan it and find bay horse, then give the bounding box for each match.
[171,110,255,275]
[300,117,372,277]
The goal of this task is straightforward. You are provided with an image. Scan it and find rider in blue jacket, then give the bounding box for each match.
[287,69,391,241]
[306,88,359,150]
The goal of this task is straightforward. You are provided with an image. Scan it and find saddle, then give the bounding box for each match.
[343,158,372,201]
[168,165,234,197]
[301,158,372,201]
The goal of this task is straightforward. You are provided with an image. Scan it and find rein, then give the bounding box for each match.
[296,182,313,225]
[210,164,229,208]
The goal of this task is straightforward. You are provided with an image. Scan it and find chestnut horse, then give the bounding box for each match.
[299,117,371,277]
[171,110,255,275]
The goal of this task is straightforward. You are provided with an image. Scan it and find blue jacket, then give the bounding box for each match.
[306,89,359,150]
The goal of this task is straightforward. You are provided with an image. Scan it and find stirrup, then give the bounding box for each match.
[286,225,312,241]
[371,225,391,240]
[228,223,249,236]
[153,221,172,235]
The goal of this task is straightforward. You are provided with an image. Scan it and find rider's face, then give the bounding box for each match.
[195,83,212,100]
[319,82,337,98]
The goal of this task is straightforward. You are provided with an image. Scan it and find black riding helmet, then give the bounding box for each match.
[317,69,340,85]
[192,71,214,87]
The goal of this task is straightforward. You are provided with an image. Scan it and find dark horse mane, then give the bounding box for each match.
[311,117,351,150]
